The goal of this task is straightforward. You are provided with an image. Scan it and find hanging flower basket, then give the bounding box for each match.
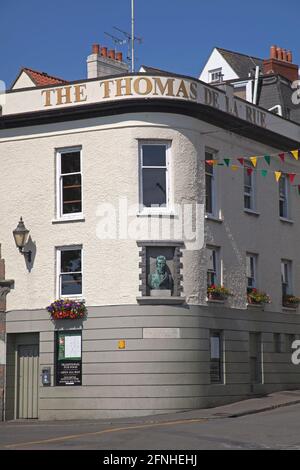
[207,285,233,301]
[46,299,87,320]
[282,295,300,309]
[247,288,270,305]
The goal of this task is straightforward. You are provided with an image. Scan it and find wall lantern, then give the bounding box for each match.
[13,217,32,263]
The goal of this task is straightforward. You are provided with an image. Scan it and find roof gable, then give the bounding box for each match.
[11,68,68,90]
[216,47,263,78]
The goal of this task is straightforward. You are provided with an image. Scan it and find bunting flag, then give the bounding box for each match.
[264,155,271,165]
[275,171,282,182]
[223,159,230,167]
[238,158,244,166]
[249,157,257,167]
[289,173,296,184]
[291,150,299,160]
[279,153,285,163]
[247,168,253,176]
[261,169,268,177]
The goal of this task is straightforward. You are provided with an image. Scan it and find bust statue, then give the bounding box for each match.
[148,255,173,291]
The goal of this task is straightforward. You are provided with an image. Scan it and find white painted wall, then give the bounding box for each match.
[1,111,300,314]
[12,71,36,90]
[199,48,239,83]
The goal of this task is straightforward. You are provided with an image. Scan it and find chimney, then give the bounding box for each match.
[263,45,298,82]
[87,43,129,79]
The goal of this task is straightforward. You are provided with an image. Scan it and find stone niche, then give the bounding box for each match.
[137,241,185,305]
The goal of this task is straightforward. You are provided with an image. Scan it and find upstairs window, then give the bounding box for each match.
[244,162,255,210]
[205,150,217,215]
[140,143,170,210]
[246,254,257,289]
[281,260,292,297]
[57,246,82,297]
[209,68,223,83]
[279,175,289,218]
[57,148,82,218]
[207,246,220,287]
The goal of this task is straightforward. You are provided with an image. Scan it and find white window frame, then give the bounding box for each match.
[210,331,224,384]
[56,146,83,220]
[244,161,255,210]
[281,259,292,296]
[139,140,172,214]
[246,253,257,289]
[209,68,223,83]
[205,149,218,216]
[207,246,221,287]
[56,245,83,299]
[279,174,289,219]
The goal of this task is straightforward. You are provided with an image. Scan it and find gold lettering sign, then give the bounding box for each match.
[38,75,266,130]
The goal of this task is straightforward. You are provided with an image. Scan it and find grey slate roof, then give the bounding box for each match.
[216,47,263,78]
[258,74,300,124]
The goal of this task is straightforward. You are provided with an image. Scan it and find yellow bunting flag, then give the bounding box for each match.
[274,171,282,182]
[249,157,257,167]
[231,165,239,171]
[291,150,299,160]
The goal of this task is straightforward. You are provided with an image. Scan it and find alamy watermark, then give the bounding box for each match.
[95,199,205,251]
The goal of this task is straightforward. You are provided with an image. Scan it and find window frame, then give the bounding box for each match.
[246,253,257,290]
[205,149,218,216]
[207,246,221,287]
[139,140,172,214]
[281,259,292,296]
[56,146,83,220]
[56,245,83,299]
[210,331,224,384]
[244,161,255,211]
[279,174,289,219]
[208,68,223,83]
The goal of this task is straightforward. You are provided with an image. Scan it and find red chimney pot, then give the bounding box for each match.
[101,47,108,58]
[116,52,123,62]
[108,50,116,60]
[92,44,100,54]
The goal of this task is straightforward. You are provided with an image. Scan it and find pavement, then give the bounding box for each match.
[1,390,300,450]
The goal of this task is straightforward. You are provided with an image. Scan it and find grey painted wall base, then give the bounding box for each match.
[5,304,300,421]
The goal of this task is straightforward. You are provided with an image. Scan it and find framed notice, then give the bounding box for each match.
[56,331,82,386]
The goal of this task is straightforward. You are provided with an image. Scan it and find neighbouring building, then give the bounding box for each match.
[1,43,300,421]
[199,45,300,122]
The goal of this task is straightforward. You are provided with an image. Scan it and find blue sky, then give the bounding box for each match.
[1,0,299,87]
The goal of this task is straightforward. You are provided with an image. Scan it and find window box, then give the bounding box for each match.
[247,288,270,306]
[282,295,300,309]
[46,299,87,320]
[207,285,232,301]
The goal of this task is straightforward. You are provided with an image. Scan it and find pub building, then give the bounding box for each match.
[1,44,300,420]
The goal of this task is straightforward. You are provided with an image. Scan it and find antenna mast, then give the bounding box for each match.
[131,0,135,72]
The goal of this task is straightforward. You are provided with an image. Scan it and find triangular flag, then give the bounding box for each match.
[211,159,218,166]
[224,158,230,167]
[264,155,271,165]
[237,158,244,166]
[288,173,296,184]
[205,160,214,166]
[291,150,299,160]
[261,169,268,177]
[250,157,257,167]
[275,171,282,182]
[278,153,285,163]
[231,165,239,171]
[247,168,253,176]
